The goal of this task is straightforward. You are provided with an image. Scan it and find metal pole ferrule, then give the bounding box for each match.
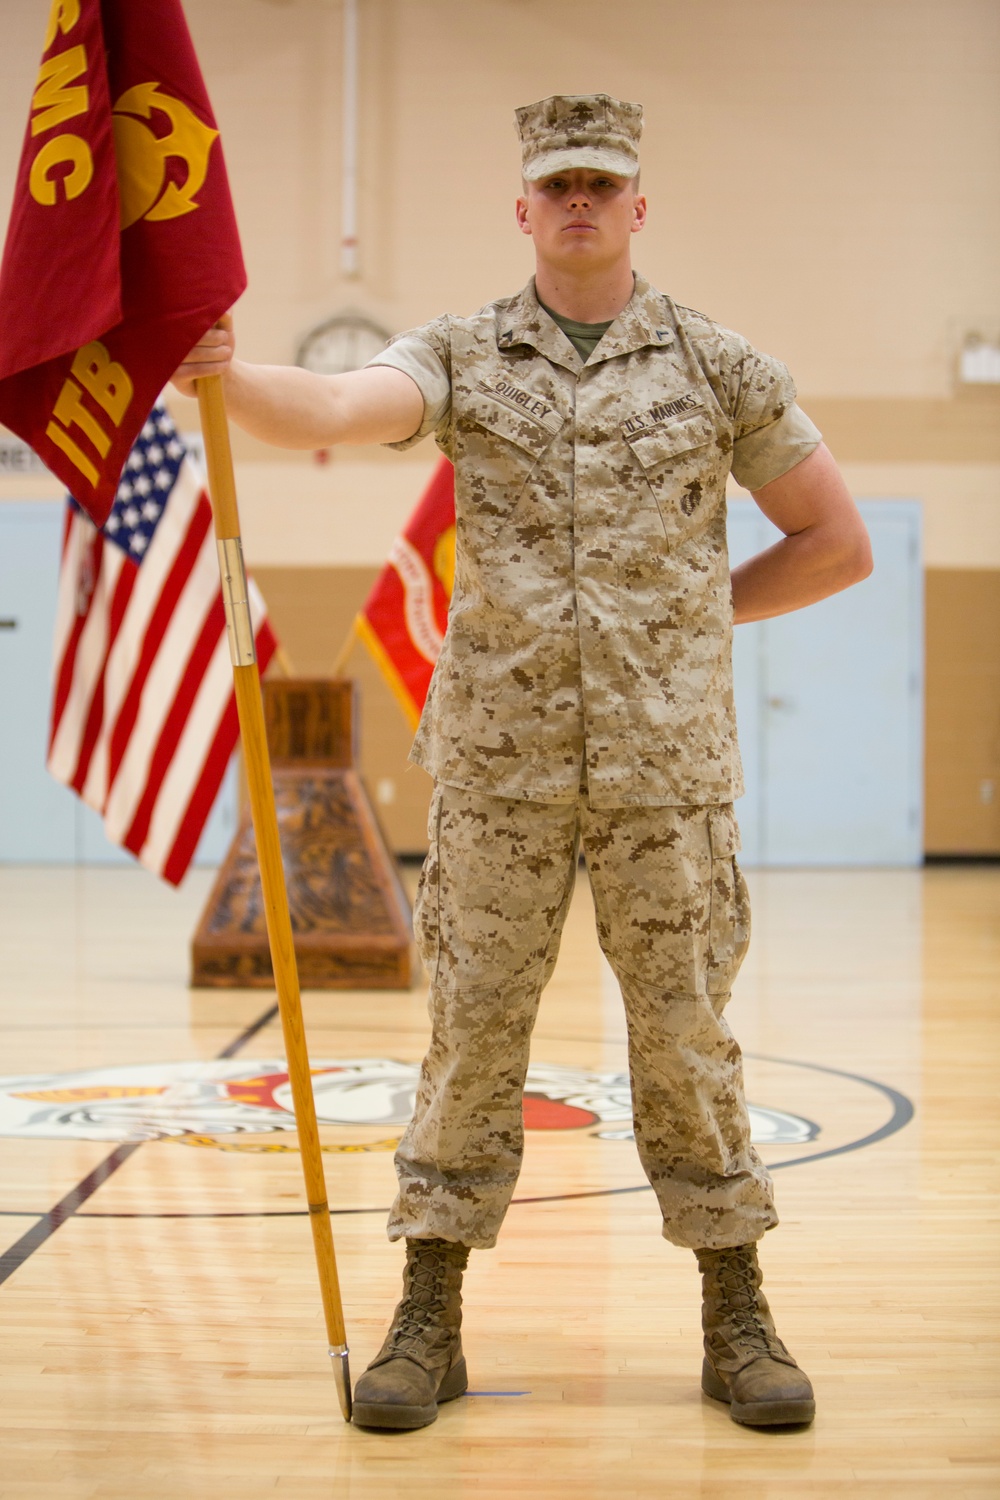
[217,537,257,667]
[330,1345,352,1422]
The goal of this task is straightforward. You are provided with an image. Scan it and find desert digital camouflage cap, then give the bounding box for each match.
[515,94,643,181]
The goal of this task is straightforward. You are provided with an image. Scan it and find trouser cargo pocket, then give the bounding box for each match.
[706,806,751,996]
[413,788,443,978]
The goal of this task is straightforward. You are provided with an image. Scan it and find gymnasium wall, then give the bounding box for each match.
[1,0,998,852]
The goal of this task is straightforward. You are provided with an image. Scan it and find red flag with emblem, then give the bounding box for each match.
[0,0,245,527]
[355,457,456,728]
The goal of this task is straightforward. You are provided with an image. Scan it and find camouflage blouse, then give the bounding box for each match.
[369,274,821,808]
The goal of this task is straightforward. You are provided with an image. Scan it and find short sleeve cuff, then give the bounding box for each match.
[366,336,452,451]
[731,401,822,491]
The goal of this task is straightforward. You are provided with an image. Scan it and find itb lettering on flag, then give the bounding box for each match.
[48,404,277,885]
[0,0,245,525]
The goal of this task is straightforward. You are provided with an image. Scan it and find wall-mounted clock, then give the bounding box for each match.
[295,311,393,376]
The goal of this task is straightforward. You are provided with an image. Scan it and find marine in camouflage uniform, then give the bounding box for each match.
[350,98,827,1431]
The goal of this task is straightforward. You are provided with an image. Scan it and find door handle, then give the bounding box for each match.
[0,618,18,630]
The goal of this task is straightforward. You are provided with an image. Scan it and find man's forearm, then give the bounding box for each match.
[731,524,872,623]
[214,360,424,449]
[171,320,425,449]
[219,359,348,448]
[733,442,874,624]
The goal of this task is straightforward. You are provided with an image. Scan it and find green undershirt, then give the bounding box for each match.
[538,298,613,363]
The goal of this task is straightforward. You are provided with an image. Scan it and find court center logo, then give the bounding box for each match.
[0,1059,817,1150]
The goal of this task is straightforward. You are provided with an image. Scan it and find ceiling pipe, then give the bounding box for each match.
[340,0,359,278]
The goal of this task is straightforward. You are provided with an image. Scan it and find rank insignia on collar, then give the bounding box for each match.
[499,329,514,345]
[656,329,670,340]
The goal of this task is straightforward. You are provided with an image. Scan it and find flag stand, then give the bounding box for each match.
[195,374,352,1423]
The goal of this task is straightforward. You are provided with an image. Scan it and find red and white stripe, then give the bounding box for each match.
[47,455,276,885]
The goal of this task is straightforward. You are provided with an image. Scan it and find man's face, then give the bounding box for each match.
[516,168,646,273]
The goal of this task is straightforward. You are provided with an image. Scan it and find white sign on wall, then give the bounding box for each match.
[0,433,50,476]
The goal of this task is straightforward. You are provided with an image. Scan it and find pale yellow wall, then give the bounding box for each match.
[1,0,998,564]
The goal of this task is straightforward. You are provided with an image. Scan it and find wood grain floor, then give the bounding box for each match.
[0,860,998,1499]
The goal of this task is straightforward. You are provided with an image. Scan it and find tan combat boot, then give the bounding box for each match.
[352,1237,470,1430]
[696,1243,815,1427]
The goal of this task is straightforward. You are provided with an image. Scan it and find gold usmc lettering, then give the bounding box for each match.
[43,0,81,53]
[29,7,94,207]
[29,132,93,205]
[112,83,218,230]
[31,45,88,135]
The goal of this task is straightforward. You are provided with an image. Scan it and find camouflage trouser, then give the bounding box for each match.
[388,782,777,1251]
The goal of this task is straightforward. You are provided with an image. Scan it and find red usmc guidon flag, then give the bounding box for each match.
[356,457,456,728]
[0,0,245,525]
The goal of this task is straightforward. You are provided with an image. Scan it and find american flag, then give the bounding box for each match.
[47,402,277,885]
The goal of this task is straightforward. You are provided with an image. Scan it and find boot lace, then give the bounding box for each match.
[706,1246,786,1362]
[385,1242,465,1361]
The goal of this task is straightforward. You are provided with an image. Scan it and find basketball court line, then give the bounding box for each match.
[0,1001,278,1285]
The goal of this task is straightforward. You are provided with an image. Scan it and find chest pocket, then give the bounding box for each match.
[624,411,721,545]
[459,389,564,538]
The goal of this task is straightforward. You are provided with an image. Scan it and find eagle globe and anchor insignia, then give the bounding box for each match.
[0,1059,818,1153]
[111,82,219,229]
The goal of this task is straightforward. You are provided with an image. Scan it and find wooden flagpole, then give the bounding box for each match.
[330,619,357,679]
[195,373,352,1423]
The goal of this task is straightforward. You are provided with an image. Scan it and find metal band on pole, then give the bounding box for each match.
[217,537,257,666]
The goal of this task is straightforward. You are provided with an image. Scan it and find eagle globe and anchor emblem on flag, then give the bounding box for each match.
[111,82,219,230]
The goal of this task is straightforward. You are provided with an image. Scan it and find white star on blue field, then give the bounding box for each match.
[71,406,187,560]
